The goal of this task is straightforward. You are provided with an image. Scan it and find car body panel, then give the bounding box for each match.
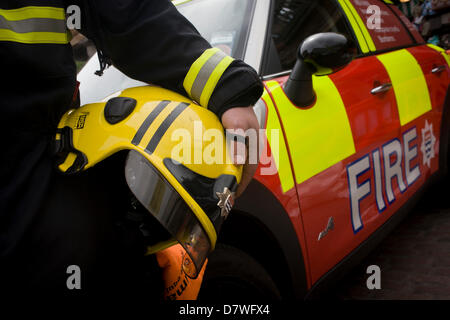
[265,77,356,185]
[252,88,312,286]
[251,0,450,288]
[263,42,449,285]
[262,39,450,286]
[377,49,432,126]
[329,56,399,153]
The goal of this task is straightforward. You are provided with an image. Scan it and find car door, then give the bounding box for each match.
[388,1,450,178]
[347,0,437,179]
[346,0,450,235]
[336,0,437,232]
[262,0,421,284]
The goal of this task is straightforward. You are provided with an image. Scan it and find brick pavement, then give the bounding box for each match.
[326,178,450,300]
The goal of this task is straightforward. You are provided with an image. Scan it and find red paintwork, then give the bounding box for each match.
[406,46,449,177]
[253,90,313,287]
[330,56,400,152]
[349,0,414,51]
[407,46,449,115]
[260,45,450,286]
[298,113,439,284]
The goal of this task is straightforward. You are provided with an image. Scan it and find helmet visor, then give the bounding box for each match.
[125,150,211,278]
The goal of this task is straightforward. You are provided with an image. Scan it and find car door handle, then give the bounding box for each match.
[432,65,446,74]
[371,83,392,95]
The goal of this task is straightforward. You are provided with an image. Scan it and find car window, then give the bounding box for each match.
[266,0,356,74]
[177,0,255,59]
[348,0,415,51]
[389,4,424,44]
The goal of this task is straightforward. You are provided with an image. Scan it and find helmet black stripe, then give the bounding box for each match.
[131,100,171,146]
[145,102,189,155]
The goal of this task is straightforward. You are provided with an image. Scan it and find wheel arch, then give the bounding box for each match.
[217,179,308,299]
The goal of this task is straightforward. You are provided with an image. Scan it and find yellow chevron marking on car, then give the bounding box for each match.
[427,44,450,67]
[262,92,295,193]
[343,0,376,52]
[338,0,369,53]
[266,78,356,184]
[377,49,432,126]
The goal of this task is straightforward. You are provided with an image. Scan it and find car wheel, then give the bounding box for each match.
[198,244,281,301]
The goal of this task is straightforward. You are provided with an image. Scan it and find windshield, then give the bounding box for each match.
[78,0,255,105]
[177,0,254,58]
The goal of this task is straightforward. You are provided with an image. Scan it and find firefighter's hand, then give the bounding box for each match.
[221,106,260,198]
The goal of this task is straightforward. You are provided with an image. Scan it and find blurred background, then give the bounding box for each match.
[399,0,450,49]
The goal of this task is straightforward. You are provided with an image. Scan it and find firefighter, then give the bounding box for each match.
[0,0,263,295]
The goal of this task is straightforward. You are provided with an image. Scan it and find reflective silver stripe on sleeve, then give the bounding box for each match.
[0,15,66,33]
[190,49,229,103]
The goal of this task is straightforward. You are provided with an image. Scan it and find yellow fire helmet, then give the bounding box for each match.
[54,85,242,278]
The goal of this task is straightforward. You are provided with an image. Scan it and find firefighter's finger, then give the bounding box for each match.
[221,106,260,197]
[226,130,248,165]
[236,162,258,198]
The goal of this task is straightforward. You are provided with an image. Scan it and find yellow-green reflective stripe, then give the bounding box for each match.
[377,49,432,126]
[427,43,445,53]
[427,44,450,67]
[262,93,295,193]
[183,48,234,108]
[190,50,228,103]
[0,29,69,44]
[267,77,355,184]
[199,55,233,107]
[0,6,65,21]
[0,6,68,44]
[338,0,369,53]
[184,48,218,101]
[344,0,376,51]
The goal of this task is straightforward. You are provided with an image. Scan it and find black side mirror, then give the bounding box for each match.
[284,32,356,107]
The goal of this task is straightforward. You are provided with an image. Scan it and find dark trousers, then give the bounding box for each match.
[0,139,162,297]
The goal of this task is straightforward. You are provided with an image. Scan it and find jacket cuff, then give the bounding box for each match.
[207,60,264,119]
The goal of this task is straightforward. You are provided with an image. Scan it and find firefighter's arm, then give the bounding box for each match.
[79,0,263,118]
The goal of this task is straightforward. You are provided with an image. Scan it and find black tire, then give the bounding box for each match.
[198,244,281,301]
